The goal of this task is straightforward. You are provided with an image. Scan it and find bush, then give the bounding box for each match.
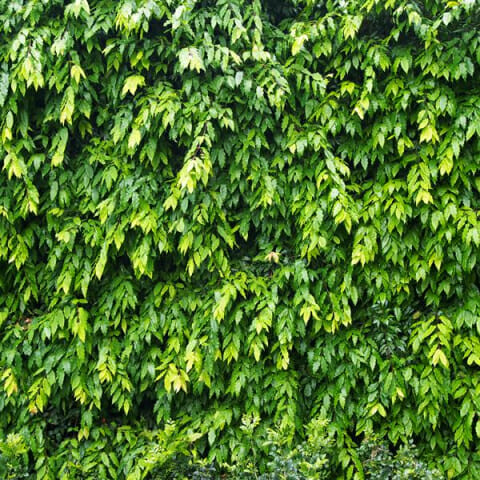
[358,438,442,480]
[0,434,29,479]
[1,0,480,477]
[1,418,441,479]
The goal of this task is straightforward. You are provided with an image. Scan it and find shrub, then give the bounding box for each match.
[358,438,442,480]
[3,418,440,479]
[0,433,29,479]
[1,0,480,477]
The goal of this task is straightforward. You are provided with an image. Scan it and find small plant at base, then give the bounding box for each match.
[358,438,443,480]
[0,433,30,479]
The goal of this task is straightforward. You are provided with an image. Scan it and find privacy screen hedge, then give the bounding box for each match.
[1,0,480,478]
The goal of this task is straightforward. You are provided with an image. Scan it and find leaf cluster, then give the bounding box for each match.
[1,0,480,478]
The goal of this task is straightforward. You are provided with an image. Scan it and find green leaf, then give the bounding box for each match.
[71,64,86,83]
[60,86,75,125]
[51,128,69,166]
[0,71,8,107]
[121,75,145,96]
[178,48,205,73]
[292,34,308,56]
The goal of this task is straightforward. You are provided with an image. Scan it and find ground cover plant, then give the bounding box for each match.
[1,0,480,478]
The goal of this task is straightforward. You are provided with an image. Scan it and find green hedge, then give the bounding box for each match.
[1,0,480,477]
[0,416,442,479]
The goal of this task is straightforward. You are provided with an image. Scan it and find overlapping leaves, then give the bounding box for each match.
[1,0,480,478]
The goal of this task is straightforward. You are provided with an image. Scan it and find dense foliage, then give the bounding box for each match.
[1,0,480,477]
[0,417,442,479]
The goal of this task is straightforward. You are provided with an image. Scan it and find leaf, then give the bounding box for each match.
[95,244,108,279]
[265,251,280,263]
[77,308,88,342]
[292,34,308,56]
[121,75,145,96]
[60,86,75,125]
[343,16,362,40]
[128,128,141,149]
[0,71,8,107]
[178,48,205,73]
[4,152,26,178]
[51,128,69,166]
[71,64,86,83]
[432,348,449,368]
[415,190,433,205]
[65,0,90,18]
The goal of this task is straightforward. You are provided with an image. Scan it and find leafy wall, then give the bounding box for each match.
[1,0,480,478]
